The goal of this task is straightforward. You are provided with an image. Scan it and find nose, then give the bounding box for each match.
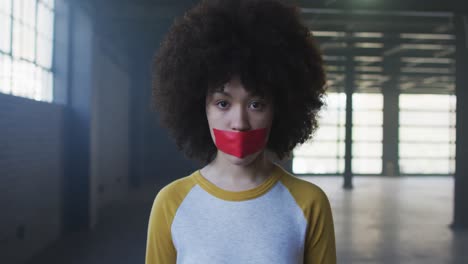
[230,105,251,131]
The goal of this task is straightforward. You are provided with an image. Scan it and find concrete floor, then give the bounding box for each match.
[26,177,468,264]
[311,177,468,264]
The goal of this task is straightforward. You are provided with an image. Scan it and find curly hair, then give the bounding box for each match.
[152,0,326,164]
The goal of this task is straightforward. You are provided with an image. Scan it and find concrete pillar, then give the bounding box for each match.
[382,57,400,177]
[452,14,468,230]
[63,2,94,232]
[344,35,354,189]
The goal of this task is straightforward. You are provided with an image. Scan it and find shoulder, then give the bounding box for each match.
[152,172,198,213]
[277,167,331,210]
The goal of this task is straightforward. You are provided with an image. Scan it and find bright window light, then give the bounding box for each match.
[399,94,456,174]
[293,93,346,174]
[0,0,55,102]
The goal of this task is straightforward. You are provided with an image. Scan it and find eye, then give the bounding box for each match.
[249,101,265,110]
[216,100,229,109]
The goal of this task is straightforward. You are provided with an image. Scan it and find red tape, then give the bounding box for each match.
[213,128,267,158]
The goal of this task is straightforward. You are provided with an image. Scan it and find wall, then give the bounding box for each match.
[0,94,65,264]
[0,0,132,262]
[92,39,130,210]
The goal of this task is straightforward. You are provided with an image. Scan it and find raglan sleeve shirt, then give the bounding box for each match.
[145,186,176,264]
[145,165,336,264]
[145,177,196,264]
[297,183,337,263]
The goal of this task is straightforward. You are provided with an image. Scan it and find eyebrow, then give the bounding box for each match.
[213,91,232,97]
[212,90,265,98]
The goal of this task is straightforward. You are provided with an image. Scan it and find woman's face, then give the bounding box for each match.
[205,76,274,165]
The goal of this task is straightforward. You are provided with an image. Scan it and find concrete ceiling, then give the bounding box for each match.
[80,0,462,94]
[296,0,468,13]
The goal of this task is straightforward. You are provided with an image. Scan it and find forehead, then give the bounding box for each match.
[212,87,263,98]
[209,79,268,98]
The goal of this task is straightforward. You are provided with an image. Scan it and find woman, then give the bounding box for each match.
[146,0,336,263]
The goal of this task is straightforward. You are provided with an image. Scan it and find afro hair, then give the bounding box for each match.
[152,0,327,163]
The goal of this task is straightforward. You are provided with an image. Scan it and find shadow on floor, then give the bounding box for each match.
[26,186,156,264]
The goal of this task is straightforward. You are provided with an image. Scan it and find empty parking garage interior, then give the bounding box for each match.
[0,0,467,263]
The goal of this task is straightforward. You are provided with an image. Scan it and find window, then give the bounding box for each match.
[352,93,383,174]
[293,92,346,174]
[0,0,55,102]
[399,94,456,174]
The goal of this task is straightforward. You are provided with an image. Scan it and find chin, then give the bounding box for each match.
[224,151,263,166]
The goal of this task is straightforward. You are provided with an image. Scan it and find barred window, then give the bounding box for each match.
[293,92,346,174]
[0,0,55,102]
[399,94,456,174]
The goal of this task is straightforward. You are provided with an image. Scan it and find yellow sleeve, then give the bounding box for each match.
[278,172,336,264]
[145,186,177,264]
[145,175,197,264]
[303,187,336,264]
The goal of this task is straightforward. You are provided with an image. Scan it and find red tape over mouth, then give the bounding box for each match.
[213,128,268,158]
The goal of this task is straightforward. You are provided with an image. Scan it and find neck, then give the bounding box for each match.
[202,151,275,190]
